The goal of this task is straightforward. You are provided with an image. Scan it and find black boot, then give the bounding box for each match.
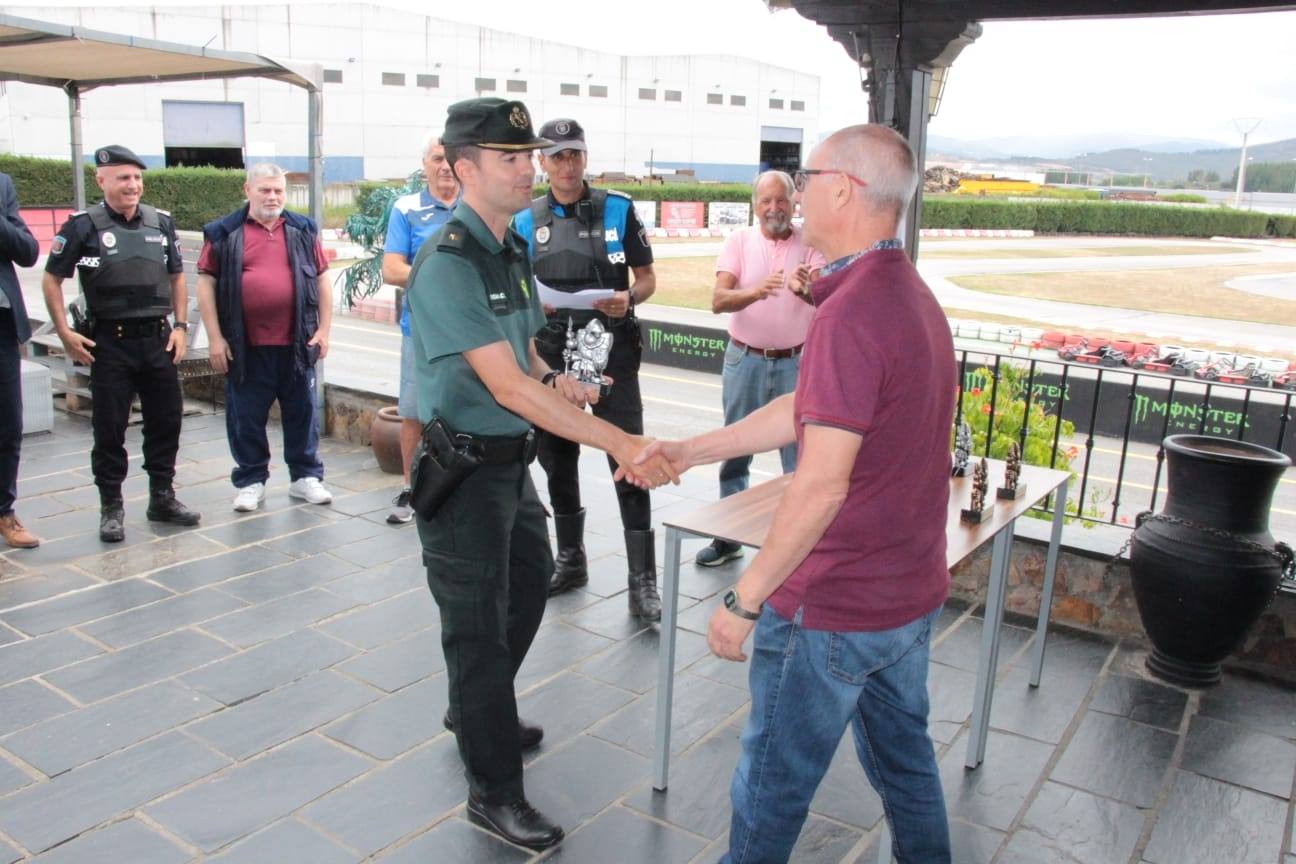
[146,489,201,526]
[626,529,661,621]
[547,509,588,596]
[99,500,125,543]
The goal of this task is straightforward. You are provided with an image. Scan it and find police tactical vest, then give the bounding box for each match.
[529,189,629,295]
[82,203,172,320]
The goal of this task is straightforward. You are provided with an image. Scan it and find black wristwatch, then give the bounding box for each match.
[172,320,189,331]
[723,587,760,621]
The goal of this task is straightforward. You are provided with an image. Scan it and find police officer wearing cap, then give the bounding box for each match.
[406,98,676,850]
[512,118,661,620]
[41,145,200,542]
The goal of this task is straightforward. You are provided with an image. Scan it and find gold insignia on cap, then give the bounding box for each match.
[509,106,529,129]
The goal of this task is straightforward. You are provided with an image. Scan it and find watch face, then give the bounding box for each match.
[723,589,737,611]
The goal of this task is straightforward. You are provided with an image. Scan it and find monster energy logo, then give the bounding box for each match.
[646,326,727,357]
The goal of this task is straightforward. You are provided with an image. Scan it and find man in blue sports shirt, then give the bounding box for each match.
[381,133,459,522]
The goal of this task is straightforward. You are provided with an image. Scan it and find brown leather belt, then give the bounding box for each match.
[732,337,804,360]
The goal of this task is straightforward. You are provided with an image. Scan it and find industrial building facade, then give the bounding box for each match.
[0,2,821,182]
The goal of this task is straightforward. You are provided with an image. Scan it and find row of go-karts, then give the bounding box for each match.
[1047,333,1296,390]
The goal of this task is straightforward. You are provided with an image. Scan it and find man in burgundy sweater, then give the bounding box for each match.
[636,124,956,863]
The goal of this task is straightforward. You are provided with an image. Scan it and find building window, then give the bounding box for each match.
[791,100,805,111]
[475,77,496,92]
[639,88,656,100]
[706,93,723,105]
[416,74,439,89]
[323,69,343,84]
[507,79,527,93]
[560,82,579,96]
[382,72,405,86]
[665,89,682,102]
[730,95,746,106]
[589,84,608,98]
[769,97,784,109]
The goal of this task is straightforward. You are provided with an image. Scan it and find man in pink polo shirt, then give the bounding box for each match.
[635,125,956,863]
[696,171,825,567]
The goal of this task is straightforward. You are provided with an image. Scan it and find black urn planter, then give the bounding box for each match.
[1129,434,1292,687]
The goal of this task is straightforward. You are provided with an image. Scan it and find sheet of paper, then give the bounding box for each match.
[537,280,616,310]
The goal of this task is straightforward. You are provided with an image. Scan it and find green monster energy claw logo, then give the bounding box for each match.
[649,327,662,351]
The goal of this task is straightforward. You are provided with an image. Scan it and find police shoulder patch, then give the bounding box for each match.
[50,235,67,256]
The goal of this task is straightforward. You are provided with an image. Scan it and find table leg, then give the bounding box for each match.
[653,525,684,791]
[965,519,1015,768]
[1029,479,1069,688]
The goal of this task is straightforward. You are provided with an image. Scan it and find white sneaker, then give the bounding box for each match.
[233,482,266,512]
[288,476,333,505]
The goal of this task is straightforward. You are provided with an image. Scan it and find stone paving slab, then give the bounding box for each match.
[0,411,1294,862]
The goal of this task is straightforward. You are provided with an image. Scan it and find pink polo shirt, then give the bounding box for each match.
[716,225,826,350]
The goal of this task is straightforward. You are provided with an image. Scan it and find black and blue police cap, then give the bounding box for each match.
[441,98,553,152]
[94,144,147,170]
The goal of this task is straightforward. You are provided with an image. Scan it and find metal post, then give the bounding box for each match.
[67,84,86,210]
[307,84,326,435]
[1030,478,1069,687]
[902,67,932,262]
[653,526,685,790]
[966,522,1014,769]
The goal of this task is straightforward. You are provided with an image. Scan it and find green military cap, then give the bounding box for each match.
[441,98,553,152]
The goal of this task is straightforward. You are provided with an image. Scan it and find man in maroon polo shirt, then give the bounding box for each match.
[634,125,956,863]
[196,163,334,512]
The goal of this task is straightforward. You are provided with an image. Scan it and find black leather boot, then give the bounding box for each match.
[146,489,201,526]
[99,500,125,543]
[626,529,661,621]
[467,793,564,850]
[547,508,588,596]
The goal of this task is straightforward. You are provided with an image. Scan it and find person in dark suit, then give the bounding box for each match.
[0,171,40,549]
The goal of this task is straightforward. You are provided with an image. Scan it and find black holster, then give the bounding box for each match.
[409,417,483,521]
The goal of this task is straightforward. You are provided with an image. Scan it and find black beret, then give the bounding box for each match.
[94,145,147,170]
[442,98,553,152]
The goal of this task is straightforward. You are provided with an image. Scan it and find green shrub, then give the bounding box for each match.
[1269,215,1296,239]
[921,197,1271,238]
[0,154,94,207]
[1160,193,1208,204]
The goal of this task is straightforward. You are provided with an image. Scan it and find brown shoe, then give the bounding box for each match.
[0,514,39,549]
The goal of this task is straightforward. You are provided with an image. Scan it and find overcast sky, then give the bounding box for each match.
[424,0,1296,147]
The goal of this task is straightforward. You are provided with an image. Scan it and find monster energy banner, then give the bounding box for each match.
[642,320,729,373]
[963,366,1296,460]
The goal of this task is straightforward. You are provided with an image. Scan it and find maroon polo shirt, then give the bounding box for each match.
[769,249,957,632]
[198,217,329,347]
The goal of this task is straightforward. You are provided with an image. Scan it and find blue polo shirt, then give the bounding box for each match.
[385,188,457,335]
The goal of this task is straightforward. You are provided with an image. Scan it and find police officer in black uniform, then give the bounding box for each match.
[41,145,200,542]
[512,119,661,620]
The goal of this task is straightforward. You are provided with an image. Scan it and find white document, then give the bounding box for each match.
[536,279,615,310]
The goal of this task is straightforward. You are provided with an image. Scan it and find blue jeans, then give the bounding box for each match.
[225,345,323,488]
[724,605,949,864]
[718,340,799,499]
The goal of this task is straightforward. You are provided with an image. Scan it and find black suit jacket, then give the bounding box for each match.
[0,172,37,343]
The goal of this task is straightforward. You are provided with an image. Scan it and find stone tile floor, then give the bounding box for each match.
[1,411,1295,863]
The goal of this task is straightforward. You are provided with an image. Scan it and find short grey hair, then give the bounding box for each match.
[422,131,444,160]
[751,170,794,205]
[246,162,286,184]
[829,125,918,221]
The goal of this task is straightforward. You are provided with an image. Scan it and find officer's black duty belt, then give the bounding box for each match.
[97,318,168,339]
[472,429,537,465]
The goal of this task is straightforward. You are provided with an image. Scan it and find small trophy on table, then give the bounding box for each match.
[951,421,972,477]
[563,317,613,398]
[961,457,989,525]
[997,441,1027,501]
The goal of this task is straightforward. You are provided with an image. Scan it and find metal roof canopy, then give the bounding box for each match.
[0,13,325,224]
[775,0,1296,259]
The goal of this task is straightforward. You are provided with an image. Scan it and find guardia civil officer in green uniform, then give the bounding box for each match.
[42,145,200,543]
[406,98,677,850]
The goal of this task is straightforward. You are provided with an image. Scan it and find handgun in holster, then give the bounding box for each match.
[71,303,94,339]
[409,416,483,521]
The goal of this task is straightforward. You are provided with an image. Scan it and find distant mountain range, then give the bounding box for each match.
[927,134,1296,181]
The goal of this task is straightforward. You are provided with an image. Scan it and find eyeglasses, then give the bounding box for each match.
[792,168,867,192]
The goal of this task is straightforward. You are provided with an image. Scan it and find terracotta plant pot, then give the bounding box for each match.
[1130,434,1292,687]
[370,406,405,475]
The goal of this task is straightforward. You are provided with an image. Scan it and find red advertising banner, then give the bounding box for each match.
[660,201,704,230]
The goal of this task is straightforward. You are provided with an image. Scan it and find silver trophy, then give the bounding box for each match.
[563,317,613,397]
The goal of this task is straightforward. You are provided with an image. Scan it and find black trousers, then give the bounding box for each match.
[415,454,551,803]
[0,310,21,516]
[535,316,651,531]
[89,323,182,502]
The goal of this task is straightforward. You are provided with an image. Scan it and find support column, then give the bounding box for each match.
[306,84,326,434]
[67,84,85,210]
[903,66,932,261]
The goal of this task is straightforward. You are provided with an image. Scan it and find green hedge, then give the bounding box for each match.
[0,154,246,229]
[920,198,1274,238]
[1270,215,1296,239]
